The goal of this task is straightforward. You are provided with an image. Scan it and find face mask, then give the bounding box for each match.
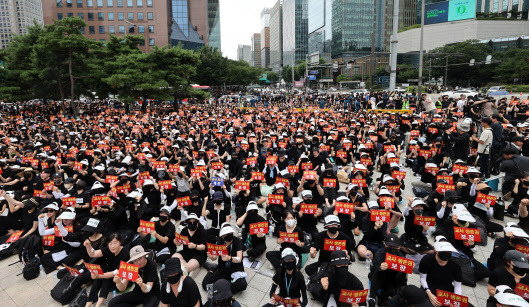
[328,227,339,235]
[468,175,478,180]
[478,190,490,195]
[223,234,234,242]
[167,274,181,284]
[511,238,526,246]
[523,180,529,186]
[285,219,296,228]
[413,209,424,216]
[334,266,349,278]
[159,215,168,222]
[307,180,315,185]
[215,200,223,206]
[438,252,451,261]
[387,247,400,255]
[512,265,526,276]
[188,222,198,231]
[75,185,84,190]
[283,261,296,271]
[24,173,32,179]
[191,198,199,203]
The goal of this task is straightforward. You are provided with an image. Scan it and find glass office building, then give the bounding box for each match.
[171,0,205,50]
[208,0,221,50]
[283,0,308,67]
[270,0,283,72]
[308,0,333,62]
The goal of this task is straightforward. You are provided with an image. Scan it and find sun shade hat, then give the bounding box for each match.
[128,245,149,262]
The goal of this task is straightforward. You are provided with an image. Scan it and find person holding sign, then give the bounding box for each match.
[333,196,359,240]
[236,202,267,262]
[0,192,39,240]
[323,250,365,307]
[202,223,247,294]
[264,248,308,307]
[487,250,529,306]
[159,257,202,307]
[419,236,463,307]
[357,201,388,263]
[37,203,59,253]
[386,285,434,307]
[84,232,130,307]
[172,213,207,274]
[487,223,529,272]
[468,182,503,237]
[266,210,305,270]
[511,174,529,218]
[494,285,529,307]
[294,190,322,240]
[321,163,339,215]
[139,206,176,264]
[204,191,231,243]
[399,199,434,255]
[109,245,160,307]
[265,183,291,237]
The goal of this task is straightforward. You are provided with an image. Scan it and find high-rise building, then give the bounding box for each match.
[172,0,206,50]
[283,0,308,68]
[237,44,252,63]
[207,0,221,49]
[43,0,169,52]
[269,0,283,72]
[260,8,271,68]
[0,0,43,49]
[307,0,333,62]
[477,0,528,18]
[251,33,262,67]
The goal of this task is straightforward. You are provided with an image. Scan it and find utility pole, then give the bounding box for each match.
[370,0,377,90]
[292,51,295,89]
[389,0,400,91]
[417,0,425,97]
[305,54,308,92]
[444,55,449,88]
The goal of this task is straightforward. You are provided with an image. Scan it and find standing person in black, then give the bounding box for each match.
[202,223,247,294]
[445,120,471,162]
[109,245,160,307]
[173,213,208,274]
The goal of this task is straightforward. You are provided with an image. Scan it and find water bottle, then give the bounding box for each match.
[53,273,59,285]
[40,265,46,278]
[112,290,117,298]
[365,253,372,270]
[159,264,165,274]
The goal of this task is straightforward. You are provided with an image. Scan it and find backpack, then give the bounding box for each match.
[68,289,88,307]
[51,272,89,305]
[17,235,43,264]
[21,256,40,280]
[307,262,331,303]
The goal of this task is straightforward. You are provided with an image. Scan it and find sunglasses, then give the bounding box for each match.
[45,209,55,213]
[188,221,198,225]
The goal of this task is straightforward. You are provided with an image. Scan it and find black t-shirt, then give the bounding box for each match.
[277,224,305,256]
[419,254,462,294]
[314,231,354,262]
[132,259,160,296]
[154,220,176,252]
[99,246,130,271]
[489,266,529,291]
[180,225,207,258]
[160,276,202,307]
[206,202,231,229]
[216,236,244,274]
[21,209,38,234]
[272,271,306,299]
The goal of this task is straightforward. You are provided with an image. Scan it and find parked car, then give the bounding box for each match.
[440,89,480,99]
[486,86,506,96]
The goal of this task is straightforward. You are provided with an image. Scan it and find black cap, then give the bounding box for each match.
[65,177,75,184]
[401,285,433,307]
[163,257,183,279]
[329,250,350,266]
[212,279,232,302]
[53,173,62,178]
[505,250,529,269]
[502,147,518,155]
[385,233,400,248]
[482,117,492,125]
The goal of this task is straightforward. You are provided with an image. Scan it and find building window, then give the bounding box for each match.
[136,0,142,7]
[149,38,154,46]
[128,25,135,33]
[127,0,133,7]
[118,25,125,33]
[80,27,85,34]
[98,12,104,20]
[100,39,106,42]
[87,0,93,7]
[99,26,105,34]
[127,12,133,20]
[108,12,114,20]
[137,12,143,20]
[139,39,145,46]
[107,0,113,7]
[56,0,63,7]
[88,12,94,21]
[146,0,152,7]
[148,25,153,33]
[89,26,95,34]
[57,13,63,20]
[66,0,72,7]
[147,12,153,20]
[97,0,103,7]
[67,12,73,17]
[77,12,84,19]
[109,25,115,33]
[117,0,123,7]
[118,12,124,20]
[138,25,144,33]
[76,0,82,7]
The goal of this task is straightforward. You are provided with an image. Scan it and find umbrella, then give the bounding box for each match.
[489,90,511,96]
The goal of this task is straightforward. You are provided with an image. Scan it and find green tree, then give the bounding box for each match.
[193,45,228,86]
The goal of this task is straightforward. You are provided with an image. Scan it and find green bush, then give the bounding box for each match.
[504,85,529,92]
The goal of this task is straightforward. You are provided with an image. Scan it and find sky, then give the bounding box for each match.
[220,0,277,60]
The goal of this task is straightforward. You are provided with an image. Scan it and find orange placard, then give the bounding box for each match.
[425,166,439,175]
[323,238,347,251]
[177,196,192,207]
[249,221,269,235]
[272,294,300,307]
[323,178,337,188]
[43,182,54,191]
[91,196,111,207]
[211,161,223,170]
[517,244,529,256]
[336,151,347,158]
[106,175,118,184]
[279,231,299,243]
[42,235,55,247]
[371,210,391,222]
[350,178,367,187]
[118,261,139,282]
[246,157,257,166]
[453,164,468,174]
[436,184,455,194]
[138,172,150,180]
[275,177,290,187]
[515,283,529,300]
[54,225,73,237]
[207,243,228,256]
[84,262,104,275]
[266,156,278,165]
[299,203,317,214]
[116,184,131,194]
[360,158,373,166]
[385,185,400,194]
[385,254,414,274]
[287,165,299,173]
[379,196,395,208]
[174,232,190,245]
[392,170,406,180]
[139,220,155,234]
[436,175,453,185]
[436,290,469,307]
[151,161,166,170]
[339,289,369,304]
[303,170,317,180]
[268,194,284,205]
[414,216,436,226]
[158,180,172,190]
[6,230,23,243]
[62,197,76,207]
[454,227,481,242]
[235,181,250,191]
[64,264,81,277]
[301,163,313,171]
[190,169,203,178]
[476,193,497,206]
[251,172,264,181]
[335,202,354,214]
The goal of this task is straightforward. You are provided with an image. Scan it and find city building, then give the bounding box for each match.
[477,0,529,18]
[260,8,271,68]
[0,0,43,49]
[43,0,169,52]
[397,19,529,53]
[307,0,333,62]
[269,0,283,72]
[282,0,308,68]
[237,44,252,63]
[207,0,221,49]
[172,0,221,50]
[251,33,262,67]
